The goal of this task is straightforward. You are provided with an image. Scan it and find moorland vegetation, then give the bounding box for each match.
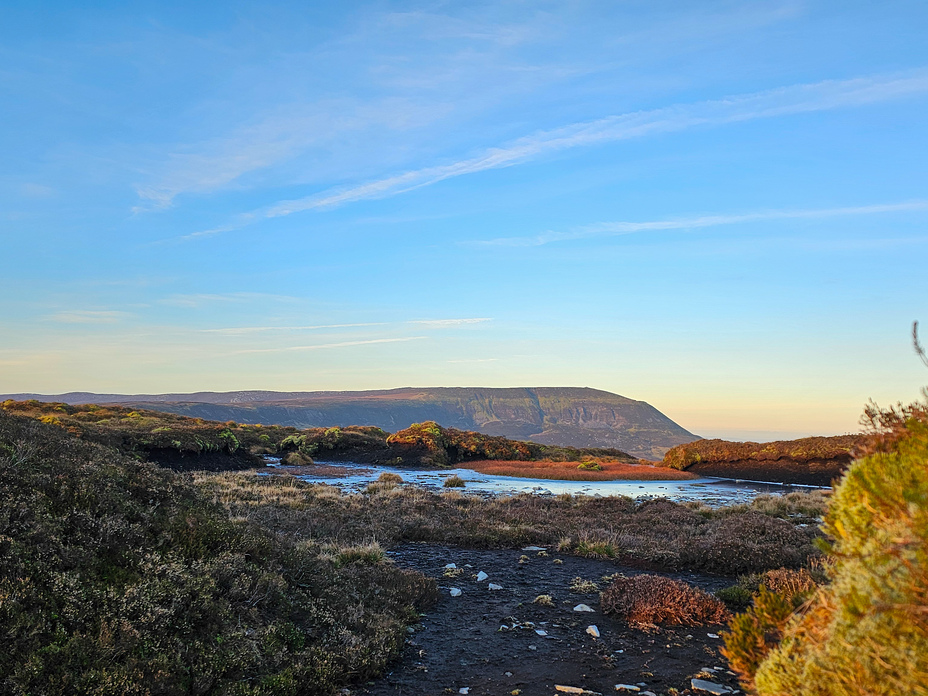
[723,394,928,695]
[0,410,437,696]
[0,401,636,470]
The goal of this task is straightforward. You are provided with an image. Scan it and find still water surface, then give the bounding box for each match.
[266,460,817,507]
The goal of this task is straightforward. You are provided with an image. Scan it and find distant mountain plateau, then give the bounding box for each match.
[1,386,699,460]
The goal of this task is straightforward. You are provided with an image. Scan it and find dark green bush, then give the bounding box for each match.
[0,411,437,696]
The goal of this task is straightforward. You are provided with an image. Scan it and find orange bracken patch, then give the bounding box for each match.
[461,459,699,481]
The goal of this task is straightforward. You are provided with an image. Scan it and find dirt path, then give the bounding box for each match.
[360,543,743,696]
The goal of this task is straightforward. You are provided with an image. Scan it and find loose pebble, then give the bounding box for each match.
[707,633,720,639]
[555,686,584,694]
[535,629,548,636]
[522,546,547,551]
[614,685,640,692]
[458,689,469,695]
[488,583,503,591]
[476,571,489,582]
[573,604,594,612]
[690,678,732,694]
[444,563,457,569]
[449,588,462,597]
[586,625,600,638]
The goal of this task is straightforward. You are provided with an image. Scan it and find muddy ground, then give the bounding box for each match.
[360,543,743,696]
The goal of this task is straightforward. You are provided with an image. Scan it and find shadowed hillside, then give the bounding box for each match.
[0,386,699,459]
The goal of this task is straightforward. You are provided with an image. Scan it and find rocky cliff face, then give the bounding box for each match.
[2,387,699,459]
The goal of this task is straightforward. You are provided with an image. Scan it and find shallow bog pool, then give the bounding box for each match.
[262,459,820,507]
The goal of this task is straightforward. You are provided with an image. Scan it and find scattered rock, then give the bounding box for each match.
[444,563,457,569]
[706,633,720,639]
[488,583,503,591]
[476,571,489,582]
[504,671,513,677]
[586,625,600,638]
[449,588,462,597]
[522,546,547,551]
[555,687,585,694]
[614,685,640,692]
[535,629,548,636]
[458,689,470,695]
[690,678,732,694]
[573,604,594,612]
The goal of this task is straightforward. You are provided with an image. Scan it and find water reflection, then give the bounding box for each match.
[263,459,819,508]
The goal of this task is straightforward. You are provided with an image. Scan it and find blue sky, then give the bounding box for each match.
[2,1,927,439]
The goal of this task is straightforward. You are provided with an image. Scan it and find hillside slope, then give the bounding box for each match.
[2,387,698,459]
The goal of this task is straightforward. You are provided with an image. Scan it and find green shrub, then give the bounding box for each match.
[724,407,928,696]
[0,411,437,695]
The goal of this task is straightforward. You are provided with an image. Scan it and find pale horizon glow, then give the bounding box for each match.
[2,2,928,437]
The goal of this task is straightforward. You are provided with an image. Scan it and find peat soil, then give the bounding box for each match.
[360,543,743,696]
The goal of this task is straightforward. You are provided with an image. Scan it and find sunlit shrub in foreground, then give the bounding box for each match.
[723,408,928,695]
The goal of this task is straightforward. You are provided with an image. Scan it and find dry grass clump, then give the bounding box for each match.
[601,574,730,625]
[196,473,821,576]
[443,474,466,488]
[569,577,600,594]
[533,594,555,606]
[463,459,697,481]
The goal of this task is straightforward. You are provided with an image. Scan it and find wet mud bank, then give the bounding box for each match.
[361,543,742,696]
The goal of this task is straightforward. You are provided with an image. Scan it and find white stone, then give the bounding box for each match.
[586,625,600,638]
[573,603,594,612]
[535,629,548,636]
[614,686,640,692]
[707,633,720,639]
[459,689,469,695]
[449,587,462,597]
[522,545,547,551]
[488,583,503,591]
[476,571,489,582]
[690,678,732,695]
[444,563,457,569]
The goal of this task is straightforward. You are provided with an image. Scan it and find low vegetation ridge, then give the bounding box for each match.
[661,434,865,486]
[0,400,637,472]
[0,386,699,459]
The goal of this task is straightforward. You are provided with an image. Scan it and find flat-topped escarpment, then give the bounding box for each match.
[2,386,699,459]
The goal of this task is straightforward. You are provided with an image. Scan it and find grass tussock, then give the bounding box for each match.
[442,474,466,488]
[194,472,821,576]
[723,400,928,695]
[0,410,437,696]
[600,574,730,626]
[463,458,697,481]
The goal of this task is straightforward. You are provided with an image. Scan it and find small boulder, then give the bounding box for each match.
[476,571,489,582]
[449,587,462,597]
[573,603,594,612]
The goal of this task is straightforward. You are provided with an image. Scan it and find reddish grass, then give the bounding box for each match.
[601,574,730,625]
[461,459,698,481]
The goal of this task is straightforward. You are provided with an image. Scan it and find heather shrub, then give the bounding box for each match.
[442,474,466,488]
[0,411,437,696]
[600,574,729,626]
[750,414,928,696]
[723,403,928,695]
